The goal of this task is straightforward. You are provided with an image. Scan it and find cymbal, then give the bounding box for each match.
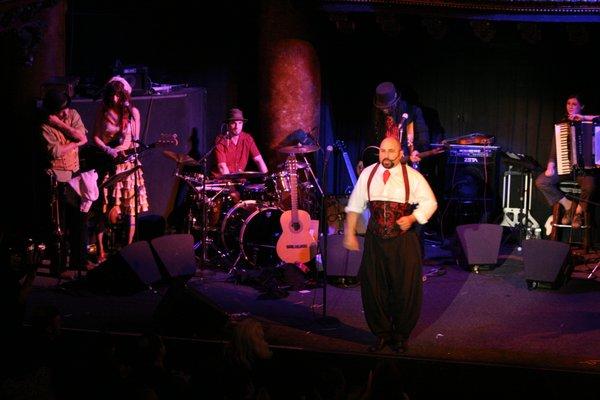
[100,166,141,189]
[277,143,319,154]
[163,150,199,166]
[219,171,268,180]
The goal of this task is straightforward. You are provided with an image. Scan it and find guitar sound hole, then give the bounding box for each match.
[292,222,301,231]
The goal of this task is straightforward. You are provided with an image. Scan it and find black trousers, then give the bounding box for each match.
[359,229,423,341]
[535,172,596,212]
[56,183,88,272]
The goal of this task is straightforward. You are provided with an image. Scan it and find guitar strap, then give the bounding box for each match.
[367,163,410,203]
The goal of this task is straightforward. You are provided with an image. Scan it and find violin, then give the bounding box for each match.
[456,133,494,145]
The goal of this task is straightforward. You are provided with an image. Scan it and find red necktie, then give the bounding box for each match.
[383,170,391,184]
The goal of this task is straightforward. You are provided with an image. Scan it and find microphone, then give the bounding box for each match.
[397,113,409,129]
[324,145,334,164]
[122,101,133,120]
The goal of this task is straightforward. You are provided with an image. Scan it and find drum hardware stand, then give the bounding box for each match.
[194,139,232,272]
[300,155,324,198]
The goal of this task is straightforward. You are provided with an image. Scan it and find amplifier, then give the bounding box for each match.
[439,144,501,232]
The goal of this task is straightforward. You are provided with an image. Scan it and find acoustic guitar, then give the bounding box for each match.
[276,155,317,263]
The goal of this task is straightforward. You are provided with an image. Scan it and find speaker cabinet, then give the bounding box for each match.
[153,282,230,337]
[87,240,162,294]
[71,87,207,219]
[116,66,150,96]
[456,223,502,271]
[442,147,500,233]
[523,239,571,289]
[150,234,196,279]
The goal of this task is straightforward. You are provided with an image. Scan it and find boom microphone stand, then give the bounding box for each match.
[316,146,339,326]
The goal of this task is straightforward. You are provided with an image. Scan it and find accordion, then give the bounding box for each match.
[555,121,600,175]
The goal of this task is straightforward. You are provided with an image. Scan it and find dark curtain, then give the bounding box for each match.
[316,16,600,225]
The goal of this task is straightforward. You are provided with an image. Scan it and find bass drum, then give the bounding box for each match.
[221,200,283,268]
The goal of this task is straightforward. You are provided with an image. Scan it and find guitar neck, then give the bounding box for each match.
[341,151,358,186]
[290,170,299,222]
[417,148,438,158]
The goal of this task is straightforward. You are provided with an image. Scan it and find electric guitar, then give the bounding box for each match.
[114,133,179,164]
[335,140,358,186]
[276,155,317,263]
[334,140,368,234]
[359,142,449,173]
[401,144,448,165]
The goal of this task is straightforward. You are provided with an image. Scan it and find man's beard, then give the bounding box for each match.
[381,158,395,169]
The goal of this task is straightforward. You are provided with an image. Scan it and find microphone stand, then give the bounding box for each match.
[132,144,140,244]
[315,148,339,327]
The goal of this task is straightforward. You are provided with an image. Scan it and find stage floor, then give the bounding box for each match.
[24,240,600,376]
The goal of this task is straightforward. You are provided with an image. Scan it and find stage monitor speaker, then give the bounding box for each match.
[456,223,502,269]
[71,87,207,219]
[87,241,162,294]
[150,234,197,280]
[523,239,571,289]
[153,282,230,337]
[322,235,363,278]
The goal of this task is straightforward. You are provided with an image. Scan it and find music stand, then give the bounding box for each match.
[99,165,141,190]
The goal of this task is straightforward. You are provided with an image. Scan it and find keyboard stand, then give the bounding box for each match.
[500,165,541,242]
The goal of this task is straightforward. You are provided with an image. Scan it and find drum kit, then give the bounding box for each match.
[164,143,321,270]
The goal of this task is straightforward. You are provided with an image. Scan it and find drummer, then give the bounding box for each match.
[213,108,269,177]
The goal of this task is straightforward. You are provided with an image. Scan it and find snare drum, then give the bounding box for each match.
[221,200,283,268]
[241,183,269,202]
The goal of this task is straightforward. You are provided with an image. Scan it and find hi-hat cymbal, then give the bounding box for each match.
[277,143,320,154]
[219,171,268,180]
[163,150,199,166]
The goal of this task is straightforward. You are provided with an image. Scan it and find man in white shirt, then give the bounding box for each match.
[344,137,437,353]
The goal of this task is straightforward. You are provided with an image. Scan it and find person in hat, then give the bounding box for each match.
[344,137,437,353]
[92,76,149,261]
[358,82,429,174]
[40,88,92,275]
[213,108,268,177]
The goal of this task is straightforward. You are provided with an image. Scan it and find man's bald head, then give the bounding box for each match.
[379,137,403,169]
